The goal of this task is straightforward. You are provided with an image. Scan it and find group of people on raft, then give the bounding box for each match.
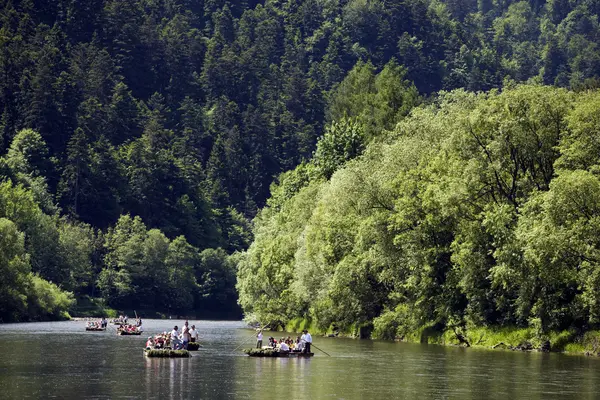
[86,318,108,329]
[118,324,143,334]
[116,317,143,333]
[256,329,312,353]
[145,321,199,350]
[113,315,143,326]
[112,315,129,324]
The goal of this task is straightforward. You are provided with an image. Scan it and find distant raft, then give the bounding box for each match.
[144,349,191,358]
[85,327,106,331]
[244,348,314,357]
[117,326,142,335]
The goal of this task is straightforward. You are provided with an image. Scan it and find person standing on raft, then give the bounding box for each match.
[171,326,182,349]
[190,325,198,343]
[301,330,312,353]
[256,330,263,348]
[182,324,191,349]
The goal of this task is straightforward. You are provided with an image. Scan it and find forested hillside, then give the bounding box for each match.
[2,0,600,322]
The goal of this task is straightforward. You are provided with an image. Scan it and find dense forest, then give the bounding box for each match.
[2,0,600,324]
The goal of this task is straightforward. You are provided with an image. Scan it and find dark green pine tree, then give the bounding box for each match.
[205,97,247,211]
[59,122,125,228]
[23,24,72,155]
[58,127,92,220]
[106,81,141,145]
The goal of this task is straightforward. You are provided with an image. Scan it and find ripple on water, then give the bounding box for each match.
[0,320,599,399]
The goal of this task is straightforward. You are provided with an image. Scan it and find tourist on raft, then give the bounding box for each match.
[170,325,181,350]
[295,336,304,352]
[181,321,191,349]
[87,321,101,329]
[171,326,183,349]
[155,333,166,349]
[118,324,141,334]
[301,330,312,353]
[256,330,263,349]
[190,325,198,343]
[278,337,290,353]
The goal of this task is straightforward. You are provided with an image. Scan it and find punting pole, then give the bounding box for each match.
[310,343,331,357]
[232,323,270,353]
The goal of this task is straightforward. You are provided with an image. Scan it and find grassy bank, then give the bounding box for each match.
[275,317,600,357]
[400,325,600,356]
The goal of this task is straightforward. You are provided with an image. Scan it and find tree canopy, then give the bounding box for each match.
[238,85,600,337]
[4,0,600,322]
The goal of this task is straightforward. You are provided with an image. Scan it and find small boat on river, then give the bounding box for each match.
[244,348,314,357]
[85,321,107,331]
[117,325,142,335]
[144,349,191,358]
[85,327,106,331]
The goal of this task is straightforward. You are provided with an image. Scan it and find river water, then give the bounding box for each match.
[0,319,598,399]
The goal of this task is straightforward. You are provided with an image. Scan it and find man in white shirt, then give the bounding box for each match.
[301,330,312,353]
[190,325,199,343]
[256,330,263,348]
[171,326,182,349]
[279,338,289,352]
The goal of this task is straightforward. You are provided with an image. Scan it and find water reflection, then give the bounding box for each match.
[0,321,599,399]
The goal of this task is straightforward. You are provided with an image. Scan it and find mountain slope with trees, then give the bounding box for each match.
[3,0,600,321]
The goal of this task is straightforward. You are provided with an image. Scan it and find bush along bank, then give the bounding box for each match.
[383,324,600,357]
[272,316,600,357]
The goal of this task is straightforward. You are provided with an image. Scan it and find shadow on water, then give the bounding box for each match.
[0,321,599,399]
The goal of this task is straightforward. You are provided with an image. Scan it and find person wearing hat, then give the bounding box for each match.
[145,336,154,349]
[256,329,263,348]
[301,330,312,354]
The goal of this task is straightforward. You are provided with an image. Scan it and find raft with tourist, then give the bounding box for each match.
[85,318,108,331]
[243,329,319,358]
[117,324,142,335]
[144,349,191,358]
[244,348,314,357]
[111,315,129,325]
[142,322,200,357]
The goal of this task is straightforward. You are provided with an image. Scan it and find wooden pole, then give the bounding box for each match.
[232,324,270,353]
[310,343,331,357]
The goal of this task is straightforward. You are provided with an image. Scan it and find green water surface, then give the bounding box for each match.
[0,320,598,399]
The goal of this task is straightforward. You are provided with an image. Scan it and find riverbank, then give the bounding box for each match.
[418,326,600,356]
[278,318,600,357]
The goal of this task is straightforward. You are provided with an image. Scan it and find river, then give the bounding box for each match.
[0,319,598,399]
